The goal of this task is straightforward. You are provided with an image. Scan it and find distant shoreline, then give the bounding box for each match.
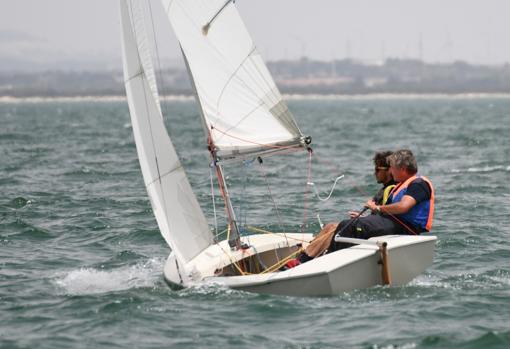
[2,93,510,104]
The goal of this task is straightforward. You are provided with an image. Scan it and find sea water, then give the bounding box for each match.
[1,96,509,348]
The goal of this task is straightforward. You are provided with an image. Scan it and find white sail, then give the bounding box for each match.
[120,0,213,264]
[161,0,304,160]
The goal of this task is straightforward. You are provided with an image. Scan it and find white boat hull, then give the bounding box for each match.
[164,233,436,296]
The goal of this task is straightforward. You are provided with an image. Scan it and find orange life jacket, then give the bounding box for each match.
[388,175,435,232]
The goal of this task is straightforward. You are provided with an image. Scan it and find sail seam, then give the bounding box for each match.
[216,45,257,114]
[241,51,280,109]
[146,165,183,188]
[213,100,264,144]
[245,54,301,135]
[124,69,144,84]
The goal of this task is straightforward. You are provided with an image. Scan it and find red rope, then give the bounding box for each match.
[301,149,313,233]
[383,211,418,235]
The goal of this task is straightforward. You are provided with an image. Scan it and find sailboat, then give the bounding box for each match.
[119,0,436,297]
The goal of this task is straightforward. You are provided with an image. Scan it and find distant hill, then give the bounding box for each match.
[2,58,510,97]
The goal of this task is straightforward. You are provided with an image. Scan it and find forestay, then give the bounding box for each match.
[161,0,305,161]
[120,0,213,264]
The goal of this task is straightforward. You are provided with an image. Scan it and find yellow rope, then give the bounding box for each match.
[214,225,308,276]
[214,238,254,276]
[261,247,304,274]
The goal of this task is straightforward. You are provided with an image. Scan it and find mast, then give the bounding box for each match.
[182,48,242,249]
[211,147,242,249]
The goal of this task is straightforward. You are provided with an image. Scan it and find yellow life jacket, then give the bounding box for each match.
[382,184,396,205]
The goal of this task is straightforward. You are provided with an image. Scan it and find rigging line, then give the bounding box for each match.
[301,149,313,233]
[378,209,418,235]
[202,0,234,35]
[211,126,303,150]
[209,166,219,237]
[313,151,370,198]
[214,228,228,242]
[240,159,254,229]
[257,159,286,242]
[308,175,345,202]
[259,146,303,158]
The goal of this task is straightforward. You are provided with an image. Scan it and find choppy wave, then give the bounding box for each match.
[450,165,510,173]
[2,98,510,349]
[53,258,164,295]
[411,269,510,291]
[371,342,417,349]
[370,331,510,349]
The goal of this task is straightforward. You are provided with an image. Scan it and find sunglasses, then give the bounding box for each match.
[374,167,389,173]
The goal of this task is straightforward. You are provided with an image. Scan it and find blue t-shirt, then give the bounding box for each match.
[405,178,431,204]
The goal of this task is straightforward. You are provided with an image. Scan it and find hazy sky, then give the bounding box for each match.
[1,0,509,71]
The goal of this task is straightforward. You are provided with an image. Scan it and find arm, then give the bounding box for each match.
[365,195,417,215]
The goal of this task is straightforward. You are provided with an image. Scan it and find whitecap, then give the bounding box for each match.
[180,279,242,297]
[450,165,508,174]
[372,343,417,349]
[54,258,164,295]
[408,274,458,289]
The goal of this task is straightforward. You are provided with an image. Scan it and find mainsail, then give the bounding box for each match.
[120,0,213,264]
[161,0,305,161]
